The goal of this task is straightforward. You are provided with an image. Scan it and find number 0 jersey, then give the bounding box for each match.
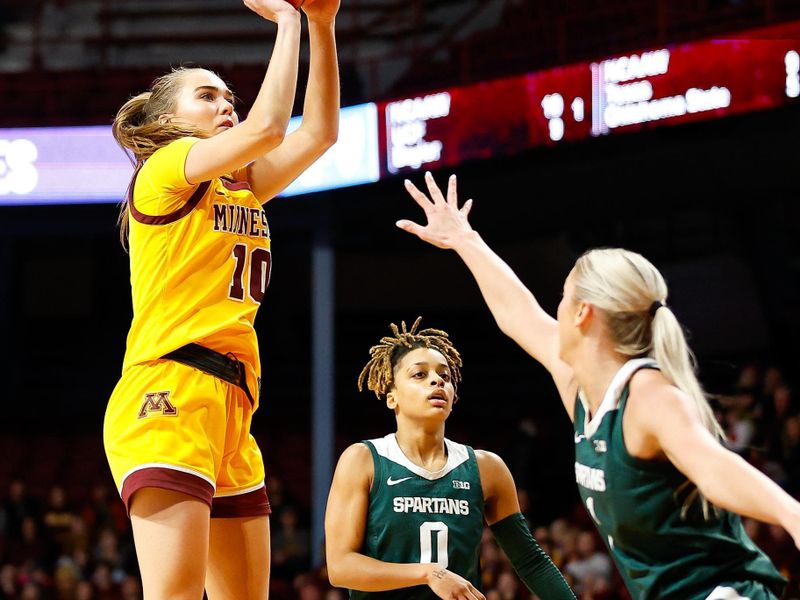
[573,359,785,600]
[352,434,485,600]
[122,137,270,402]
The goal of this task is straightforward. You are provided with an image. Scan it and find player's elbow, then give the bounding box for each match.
[325,557,348,589]
[306,126,338,151]
[256,123,287,152]
[239,119,287,154]
[319,129,338,149]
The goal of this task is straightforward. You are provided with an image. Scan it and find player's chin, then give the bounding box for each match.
[428,404,452,419]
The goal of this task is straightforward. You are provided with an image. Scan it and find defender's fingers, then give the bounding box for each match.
[396,219,426,237]
[460,198,473,217]
[446,174,458,207]
[424,171,447,205]
[404,179,434,211]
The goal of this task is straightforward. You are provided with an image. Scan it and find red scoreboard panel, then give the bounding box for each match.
[378,21,800,177]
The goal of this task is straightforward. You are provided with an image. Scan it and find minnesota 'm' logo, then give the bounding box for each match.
[137,391,178,419]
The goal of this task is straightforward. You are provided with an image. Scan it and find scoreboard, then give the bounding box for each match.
[380,36,800,174]
[2,21,800,205]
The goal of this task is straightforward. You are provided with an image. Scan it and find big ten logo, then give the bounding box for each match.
[786,51,800,99]
[452,480,470,490]
[0,138,39,195]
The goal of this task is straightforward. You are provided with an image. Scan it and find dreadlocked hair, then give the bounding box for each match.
[358,317,463,400]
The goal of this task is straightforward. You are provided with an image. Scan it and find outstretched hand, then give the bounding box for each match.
[426,566,486,600]
[397,172,475,250]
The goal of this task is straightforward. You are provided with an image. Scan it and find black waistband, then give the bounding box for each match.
[162,343,256,406]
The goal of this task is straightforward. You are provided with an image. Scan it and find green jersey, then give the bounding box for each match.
[573,359,786,600]
[350,434,485,600]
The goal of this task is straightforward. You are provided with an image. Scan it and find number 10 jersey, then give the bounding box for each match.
[123,137,270,402]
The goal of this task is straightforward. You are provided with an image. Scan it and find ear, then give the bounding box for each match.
[574,302,592,328]
[385,391,397,410]
[158,114,173,126]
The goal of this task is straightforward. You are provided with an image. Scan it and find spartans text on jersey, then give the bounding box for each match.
[393,497,470,515]
[575,461,606,492]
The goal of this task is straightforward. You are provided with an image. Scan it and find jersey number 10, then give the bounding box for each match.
[420,522,449,567]
[229,243,272,304]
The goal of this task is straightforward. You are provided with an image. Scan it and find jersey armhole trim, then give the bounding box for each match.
[220,176,252,192]
[362,440,381,495]
[129,179,211,225]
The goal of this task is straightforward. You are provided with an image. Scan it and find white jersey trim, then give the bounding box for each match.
[704,586,751,600]
[367,433,470,480]
[214,481,265,498]
[119,462,216,493]
[580,357,658,439]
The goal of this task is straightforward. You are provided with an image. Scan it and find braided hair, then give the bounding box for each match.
[358,317,463,400]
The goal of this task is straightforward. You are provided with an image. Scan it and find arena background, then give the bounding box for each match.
[0,1,799,598]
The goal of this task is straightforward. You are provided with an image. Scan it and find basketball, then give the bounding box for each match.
[285,0,314,8]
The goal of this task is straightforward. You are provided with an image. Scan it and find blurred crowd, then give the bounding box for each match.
[0,361,797,600]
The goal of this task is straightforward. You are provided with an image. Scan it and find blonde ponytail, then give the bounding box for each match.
[573,248,724,518]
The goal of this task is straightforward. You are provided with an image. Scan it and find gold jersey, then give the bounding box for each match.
[122,137,270,401]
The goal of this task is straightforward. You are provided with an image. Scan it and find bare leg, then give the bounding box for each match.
[206,515,270,600]
[130,488,210,600]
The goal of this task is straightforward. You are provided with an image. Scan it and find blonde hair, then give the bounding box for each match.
[111,67,211,247]
[572,248,724,517]
[358,317,463,401]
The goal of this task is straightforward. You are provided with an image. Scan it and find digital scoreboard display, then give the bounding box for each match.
[379,33,800,175]
[3,21,800,205]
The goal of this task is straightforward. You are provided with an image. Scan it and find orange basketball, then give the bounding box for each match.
[285,0,314,8]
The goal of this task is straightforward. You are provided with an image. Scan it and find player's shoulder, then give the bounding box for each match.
[140,137,201,177]
[474,448,504,465]
[630,368,686,402]
[332,443,375,488]
[627,366,696,422]
[339,441,373,463]
[474,449,512,479]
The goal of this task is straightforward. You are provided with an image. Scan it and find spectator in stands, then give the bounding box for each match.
[91,561,117,600]
[74,580,94,600]
[723,392,757,455]
[53,556,79,600]
[6,518,51,571]
[119,575,142,600]
[479,529,503,590]
[42,485,75,557]
[93,527,129,585]
[2,480,38,541]
[781,416,800,495]
[324,587,346,600]
[762,385,795,460]
[564,532,612,594]
[272,505,311,580]
[0,563,17,599]
[296,573,324,600]
[761,366,785,402]
[398,172,799,599]
[104,0,341,597]
[19,582,41,600]
[494,569,519,600]
[80,484,126,536]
